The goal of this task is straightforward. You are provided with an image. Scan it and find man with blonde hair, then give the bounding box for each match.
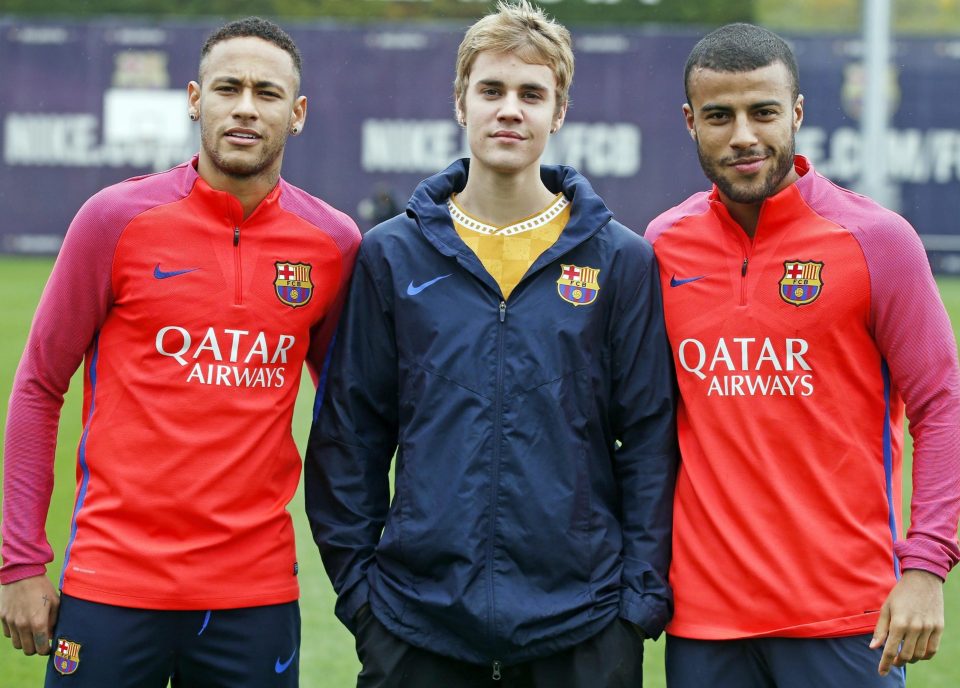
[306,1,677,686]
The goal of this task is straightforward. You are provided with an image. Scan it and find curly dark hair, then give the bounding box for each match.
[200,16,302,85]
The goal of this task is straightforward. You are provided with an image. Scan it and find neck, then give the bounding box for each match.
[720,196,761,238]
[456,161,555,226]
[720,164,802,239]
[197,154,282,219]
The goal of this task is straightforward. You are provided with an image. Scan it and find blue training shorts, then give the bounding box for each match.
[666,633,907,688]
[45,594,300,688]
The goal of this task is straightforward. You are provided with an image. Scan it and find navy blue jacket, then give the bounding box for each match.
[306,160,677,666]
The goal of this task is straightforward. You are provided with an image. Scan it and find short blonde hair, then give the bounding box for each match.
[454,0,574,116]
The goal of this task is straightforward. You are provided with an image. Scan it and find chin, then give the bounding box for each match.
[476,153,537,175]
[214,154,272,179]
[723,183,773,205]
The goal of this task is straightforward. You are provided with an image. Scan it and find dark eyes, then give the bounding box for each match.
[704,109,778,122]
[479,88,543,101]
[213,85,280,98]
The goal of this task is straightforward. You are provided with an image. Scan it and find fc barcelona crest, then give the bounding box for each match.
[557,264,601,306]
[779,260,824,306]
[54,638,81,675]
[274,261,314,308]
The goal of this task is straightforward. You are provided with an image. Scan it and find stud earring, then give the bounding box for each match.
[291,126,300,135]
[189,112,198,121]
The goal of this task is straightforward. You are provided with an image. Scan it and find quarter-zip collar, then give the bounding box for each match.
[185,154,283,227]
[706,155,814,243]
[406,158,614,294]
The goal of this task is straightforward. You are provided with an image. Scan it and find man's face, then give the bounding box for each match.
[457,50,565,177]
[188,36,305,181]
[684,61,803,205]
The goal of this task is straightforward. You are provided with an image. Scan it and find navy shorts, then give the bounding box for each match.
[45,594,300,688]
[666,633,906,688]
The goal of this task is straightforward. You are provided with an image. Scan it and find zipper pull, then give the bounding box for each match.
[499,301,506,323]
[233,226,240,246]
[741,258,748,276]
[492,660,502,681]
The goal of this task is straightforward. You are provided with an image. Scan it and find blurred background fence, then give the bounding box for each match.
[2,1,960,270]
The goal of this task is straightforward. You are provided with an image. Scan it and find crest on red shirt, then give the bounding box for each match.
[274,261,314,308]
[779,260,823,306]
[54,638,81,675]
[557,264,601,306]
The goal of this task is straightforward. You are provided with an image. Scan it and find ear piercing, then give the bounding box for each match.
[189,112,198,121]
[291,126,300,135]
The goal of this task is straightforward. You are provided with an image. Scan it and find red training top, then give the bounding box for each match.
[646,156,960,639]
[2,158,360,609]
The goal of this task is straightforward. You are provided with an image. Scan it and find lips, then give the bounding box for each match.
[224,128,262,145]
[730,157,765,174]
[492,130,524,141]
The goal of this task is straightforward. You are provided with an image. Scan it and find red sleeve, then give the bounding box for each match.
[853,216,960,579]
[1,163,193,584]
[305,254,356,388]
[278,182,361,387]
[1,194,121,584]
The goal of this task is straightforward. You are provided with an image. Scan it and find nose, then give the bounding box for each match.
[497,92,523,122]
[729,113,758,149]
[232,87,259,120]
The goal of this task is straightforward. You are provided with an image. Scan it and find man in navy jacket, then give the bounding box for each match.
[306,2,678,685]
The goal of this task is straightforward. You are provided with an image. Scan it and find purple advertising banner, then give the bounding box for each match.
[2,19,960,270]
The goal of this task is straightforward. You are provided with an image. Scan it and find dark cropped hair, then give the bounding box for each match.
[200,16,302,86]
[684,23,799,103]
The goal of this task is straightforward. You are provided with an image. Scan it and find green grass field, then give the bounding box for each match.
[2,256,960,686]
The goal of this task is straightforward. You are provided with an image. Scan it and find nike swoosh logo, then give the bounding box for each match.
[670,274,705,287]
[407,274,452,296]
[154,264,199,280]
[275,649,297,674]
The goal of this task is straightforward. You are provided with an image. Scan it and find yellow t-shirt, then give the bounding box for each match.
[449,193,571,300]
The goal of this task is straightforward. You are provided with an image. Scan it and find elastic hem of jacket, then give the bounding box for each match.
[369,594,619,665]
[0,563,47,586]
[898,560,949,581]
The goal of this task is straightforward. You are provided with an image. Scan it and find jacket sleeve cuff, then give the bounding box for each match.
[0,563,47,586]
[620,588,671,640]
[899,559,949,581]
[334,578,371,635]
[895,538,956,581]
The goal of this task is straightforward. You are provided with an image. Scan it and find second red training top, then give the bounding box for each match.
[646,156,960,639]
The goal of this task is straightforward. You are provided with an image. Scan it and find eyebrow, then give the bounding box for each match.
[476,78,549,92]
[700,99,782,113]
[210,76,288,93]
